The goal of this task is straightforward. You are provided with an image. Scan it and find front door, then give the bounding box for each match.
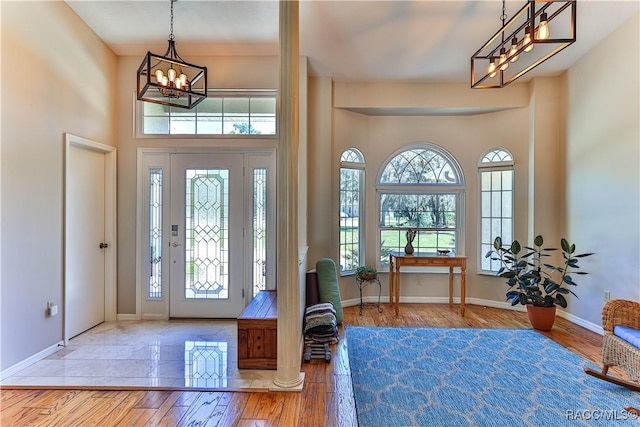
[169,154,244,318]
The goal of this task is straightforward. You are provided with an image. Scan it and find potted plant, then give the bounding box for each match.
[486,235,594,331]
[356,266,378,281]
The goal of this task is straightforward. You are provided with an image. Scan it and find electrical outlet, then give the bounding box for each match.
[604,291,611,302]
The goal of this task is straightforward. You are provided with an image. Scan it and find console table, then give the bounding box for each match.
[388,252,467,317]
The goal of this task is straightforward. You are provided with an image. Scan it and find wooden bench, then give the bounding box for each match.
[237,290,277,370]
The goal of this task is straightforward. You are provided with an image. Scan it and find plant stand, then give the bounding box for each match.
[355,276,383,315]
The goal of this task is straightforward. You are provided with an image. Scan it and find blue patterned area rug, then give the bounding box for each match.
[347,327,639,426]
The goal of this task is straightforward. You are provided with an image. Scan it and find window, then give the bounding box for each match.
[378,145,464,264]
[148,168,163,299]
[252,168,267,297]
[479,148,514,273]
[140,90,277,136]
[339,148,365,274]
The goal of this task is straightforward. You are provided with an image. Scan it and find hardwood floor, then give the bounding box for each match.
[1,304,610,426]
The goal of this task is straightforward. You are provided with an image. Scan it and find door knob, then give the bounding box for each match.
[99,242,109,249]
[171,242,182,247]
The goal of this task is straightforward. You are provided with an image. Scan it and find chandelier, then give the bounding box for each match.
[136,0,207,109]
[471,0,576,89]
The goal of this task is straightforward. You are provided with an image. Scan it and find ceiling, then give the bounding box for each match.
[66,0,639,83]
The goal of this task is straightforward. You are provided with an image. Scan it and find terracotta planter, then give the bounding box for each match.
[527,305,557,331]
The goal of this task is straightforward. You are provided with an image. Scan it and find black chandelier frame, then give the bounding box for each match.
[471,0,577,89]
[136,0,207,109]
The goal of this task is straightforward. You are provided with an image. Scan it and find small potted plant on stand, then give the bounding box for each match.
[487,235,594,331]
[356,266,378,281]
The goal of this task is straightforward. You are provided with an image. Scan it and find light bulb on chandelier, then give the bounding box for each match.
[498,47,509,71]
[538,12,550,39]
[509,37,519,62]
[487,57,498,78]
[153,65,190,98]
[523,25,534,52]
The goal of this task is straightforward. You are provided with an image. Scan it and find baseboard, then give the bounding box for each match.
[0,341,64,381]
[141,314,169,321]
[557,309,603,335]
[117,314,140,321]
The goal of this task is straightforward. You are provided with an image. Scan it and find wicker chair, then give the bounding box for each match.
[585,299,640,413]
[601,299,640,383]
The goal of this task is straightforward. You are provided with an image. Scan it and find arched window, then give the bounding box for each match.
[339,148,365,274]
[378,144,464,264]
[478,148,514,273]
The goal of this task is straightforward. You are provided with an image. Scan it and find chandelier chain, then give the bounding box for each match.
[169,0,175,41]
[500,0,507,43]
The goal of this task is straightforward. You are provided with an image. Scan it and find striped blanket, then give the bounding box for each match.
[304,302,339,344]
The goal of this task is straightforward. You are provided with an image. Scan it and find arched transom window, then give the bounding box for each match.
[380,148,461,184]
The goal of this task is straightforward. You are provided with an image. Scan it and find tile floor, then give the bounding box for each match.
[1,320,276,390]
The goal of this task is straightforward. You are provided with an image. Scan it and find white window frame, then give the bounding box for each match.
[478,147,514,274]
[135,89,278,139]
[377,143,465,269]
[339,148,366,275]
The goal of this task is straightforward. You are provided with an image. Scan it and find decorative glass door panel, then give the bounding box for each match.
[170,154,244,317]
[185,168,229,300]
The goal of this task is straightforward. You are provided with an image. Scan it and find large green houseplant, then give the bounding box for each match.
[486,235,594,330]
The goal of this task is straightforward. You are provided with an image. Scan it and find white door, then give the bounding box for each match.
[169,154,245,318]
[66,144,106,338]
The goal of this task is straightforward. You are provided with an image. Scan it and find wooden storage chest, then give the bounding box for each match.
[237,290,277,369]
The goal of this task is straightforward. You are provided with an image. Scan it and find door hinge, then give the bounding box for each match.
[242,288,245,298]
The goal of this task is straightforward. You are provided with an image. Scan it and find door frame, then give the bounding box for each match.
[64,133,117,342]
[136,147,276,320]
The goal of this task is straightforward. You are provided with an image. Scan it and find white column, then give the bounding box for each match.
[273,0,304,389]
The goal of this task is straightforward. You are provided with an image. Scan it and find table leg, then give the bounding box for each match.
[395,266,400,316]
[388,257,394,307]
[376,278,383,313]
[461,265,466,317]
[448,266,453,309]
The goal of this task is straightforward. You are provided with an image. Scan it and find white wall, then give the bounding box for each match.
[0,1,117,370]
[307,76,336,266]
[564,13,640,325]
